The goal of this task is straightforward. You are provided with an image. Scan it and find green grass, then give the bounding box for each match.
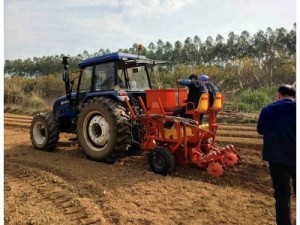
[4,74,275,122]
[225,87,275,112]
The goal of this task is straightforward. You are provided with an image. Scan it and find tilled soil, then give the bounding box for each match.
[4,114,296,225]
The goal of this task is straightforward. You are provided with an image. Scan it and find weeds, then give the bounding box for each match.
[4,74,64,113]
[4,73,278,115]
[225,87,275,112]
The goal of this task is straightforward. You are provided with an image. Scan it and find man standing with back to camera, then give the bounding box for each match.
[257,85,296,225]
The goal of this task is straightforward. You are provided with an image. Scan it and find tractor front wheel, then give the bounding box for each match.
[148,147,175,175]
[30,113,60,151]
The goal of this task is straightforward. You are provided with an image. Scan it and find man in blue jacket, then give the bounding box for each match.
[257,85,296,225]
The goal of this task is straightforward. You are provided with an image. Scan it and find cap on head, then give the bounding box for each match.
[199,74,209,81]
[189,74,198,80]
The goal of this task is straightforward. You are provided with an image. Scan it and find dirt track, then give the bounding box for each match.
[4,113,295,225]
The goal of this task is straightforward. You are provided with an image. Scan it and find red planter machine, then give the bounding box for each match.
[125,88,240,177]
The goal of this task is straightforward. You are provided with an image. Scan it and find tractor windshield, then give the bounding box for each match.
[117,59,155,91]
[120,66,149,90]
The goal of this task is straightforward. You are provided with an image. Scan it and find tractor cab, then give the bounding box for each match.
[75,52,167,104]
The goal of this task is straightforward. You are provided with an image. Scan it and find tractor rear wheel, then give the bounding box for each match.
[77,97,131,161]
[30,112,60,151]
[148,147,175,175]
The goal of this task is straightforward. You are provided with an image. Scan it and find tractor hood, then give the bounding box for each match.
[53,93,77,107]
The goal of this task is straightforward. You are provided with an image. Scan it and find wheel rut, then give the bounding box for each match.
[5,161,108,225]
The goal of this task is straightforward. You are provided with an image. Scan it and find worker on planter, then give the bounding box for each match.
[164,74,208,128]
[198,74,219,106]
[257,85,296,225]
[198,74,219,123]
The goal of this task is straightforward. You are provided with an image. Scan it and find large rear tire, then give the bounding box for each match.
[77,97,131,161]
[30,113,60,151]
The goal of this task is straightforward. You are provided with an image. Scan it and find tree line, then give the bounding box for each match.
[4,24,296,89]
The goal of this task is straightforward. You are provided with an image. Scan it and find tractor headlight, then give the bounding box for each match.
[117,90,129,101]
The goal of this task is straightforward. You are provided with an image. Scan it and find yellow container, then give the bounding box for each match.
[163,126,192,139]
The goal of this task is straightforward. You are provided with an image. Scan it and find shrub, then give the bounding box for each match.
[23,92,46,108]
[226,87,275,112]
[240,90,271,109]
[4,77,26,104]
[4,90,25,104]
[36,74,65,99]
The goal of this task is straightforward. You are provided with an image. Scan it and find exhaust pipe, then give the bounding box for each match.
[62,56,72,103]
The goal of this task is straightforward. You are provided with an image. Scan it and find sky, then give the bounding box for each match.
[3,0,297,60]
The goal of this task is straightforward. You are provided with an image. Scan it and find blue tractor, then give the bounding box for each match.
[30,52,166,161]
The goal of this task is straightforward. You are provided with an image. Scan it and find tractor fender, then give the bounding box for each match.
[80,91,126,109]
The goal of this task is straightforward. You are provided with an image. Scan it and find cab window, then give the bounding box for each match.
[80,66,93,92]
[127,67,149,90]
[94,63,115,91]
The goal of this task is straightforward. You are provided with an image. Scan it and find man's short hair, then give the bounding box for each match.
[278,85,296,97]
[189,74,198,80]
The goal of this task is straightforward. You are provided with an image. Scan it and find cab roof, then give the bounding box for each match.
[78,52,167,68]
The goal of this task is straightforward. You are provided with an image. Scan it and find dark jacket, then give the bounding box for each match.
[205,82,219,106]
[186,80,208,108]
[257,99,296,166]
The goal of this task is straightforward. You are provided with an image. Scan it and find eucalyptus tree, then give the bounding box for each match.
[253,30,267,63]
[226,31,251,89]
[273,25,296,85]
[128,43,138,54]
[93,49,105,57]
[156,39,165,60]
[4,59,18,76]
[274,27,288,54]
[262,27,278,87]
[226,32,239,61]
[237,30,253,58]
[172,40,183,63]
[201,36,214,65]
[214,34,226,65]
[147,42,156,59]
[163,41,173,61]
[193,35,202,64]
[82,50,90,60]
[286,23,296,56]
[181,37,198,65]
[117,48,130,53]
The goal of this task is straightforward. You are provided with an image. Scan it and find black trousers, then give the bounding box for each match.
[269,162,296,225]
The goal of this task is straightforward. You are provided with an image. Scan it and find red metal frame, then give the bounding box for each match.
[124,93,239,177]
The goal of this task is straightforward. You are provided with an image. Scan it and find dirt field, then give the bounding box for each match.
[4,113,295,225]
